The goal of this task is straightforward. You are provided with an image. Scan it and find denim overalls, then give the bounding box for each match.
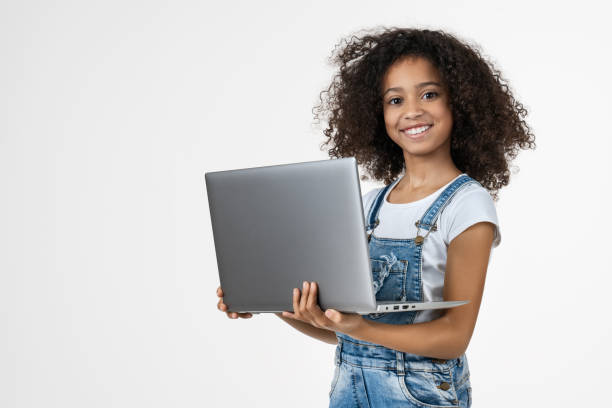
[330,175,476,408]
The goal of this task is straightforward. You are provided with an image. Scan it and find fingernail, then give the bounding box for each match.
[325,310,333,318]
[303,281,307,288]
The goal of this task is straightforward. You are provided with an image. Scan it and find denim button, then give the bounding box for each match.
[438,382,450,391]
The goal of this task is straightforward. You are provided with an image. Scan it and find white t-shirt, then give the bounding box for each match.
[362,174,501,324]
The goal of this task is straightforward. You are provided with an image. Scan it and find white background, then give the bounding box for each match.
[1,1,610,407]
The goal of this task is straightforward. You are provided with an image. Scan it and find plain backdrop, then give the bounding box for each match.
[1,0,611,407]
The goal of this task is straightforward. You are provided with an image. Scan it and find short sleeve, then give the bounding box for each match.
[440,185,501,247]
[361,187,382,218]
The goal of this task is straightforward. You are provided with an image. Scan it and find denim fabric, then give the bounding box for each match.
[331,175,476,407]
[329,338,471,408]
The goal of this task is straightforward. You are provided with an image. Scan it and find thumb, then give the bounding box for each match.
[325,309,341,323]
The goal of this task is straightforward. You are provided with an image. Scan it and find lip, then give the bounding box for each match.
[401,123,431,131]
[400,124,432,140]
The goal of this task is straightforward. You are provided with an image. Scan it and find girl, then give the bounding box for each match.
[217,27,534,407]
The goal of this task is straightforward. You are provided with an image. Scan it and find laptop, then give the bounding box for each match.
[205,157,467,314]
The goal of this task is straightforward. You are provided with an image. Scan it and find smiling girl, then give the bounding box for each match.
[217,27,534,407]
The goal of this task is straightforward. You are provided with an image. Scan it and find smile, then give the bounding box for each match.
[401,125,431,137]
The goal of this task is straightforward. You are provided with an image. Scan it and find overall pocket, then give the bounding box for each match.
[328,363,341,399]
[367,257,408,319]
[398,366,459,408]
[370,258,408,300]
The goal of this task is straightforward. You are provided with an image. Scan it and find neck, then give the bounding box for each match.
[399,146,460,191]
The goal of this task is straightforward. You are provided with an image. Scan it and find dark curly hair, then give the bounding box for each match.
[313,26,535,199]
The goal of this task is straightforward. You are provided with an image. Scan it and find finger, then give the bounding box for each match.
[307,282,328,327]
[225,309,252,319]
[292,287,301,316]
[216,287,225,310]
[306,281,320,311]
[300,281,315,321]
[216,287,229,313]
[299,281,309,313]
[282,311,297,319]
[325,309,342,323]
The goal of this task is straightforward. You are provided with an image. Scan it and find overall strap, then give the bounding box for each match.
[365,183,394,233]
[416,174,477,232]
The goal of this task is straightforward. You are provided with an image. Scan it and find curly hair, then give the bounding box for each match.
[313,26,535,199]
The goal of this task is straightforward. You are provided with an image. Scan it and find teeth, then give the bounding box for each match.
[404,125,430,135]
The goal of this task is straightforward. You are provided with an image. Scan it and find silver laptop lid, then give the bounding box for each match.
[205,158,377,313]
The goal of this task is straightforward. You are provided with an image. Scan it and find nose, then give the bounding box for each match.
[402,96,424,119]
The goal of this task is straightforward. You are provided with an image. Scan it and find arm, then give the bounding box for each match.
[275,313,338,345]
[347,221,495,359]
[216,286,337,345]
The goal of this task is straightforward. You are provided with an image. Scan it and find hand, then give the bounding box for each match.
[216,286,253,319]
[281,281,364,335]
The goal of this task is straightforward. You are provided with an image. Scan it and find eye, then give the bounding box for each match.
[388,97,402,105]
[422,91,439,100]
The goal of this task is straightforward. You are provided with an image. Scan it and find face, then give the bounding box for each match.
[381,56,453,158]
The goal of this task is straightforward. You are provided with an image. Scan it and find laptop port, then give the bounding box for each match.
[393,305,399,310]
[402,305,409,310]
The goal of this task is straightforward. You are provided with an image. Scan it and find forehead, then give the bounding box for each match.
[382,56,442,87]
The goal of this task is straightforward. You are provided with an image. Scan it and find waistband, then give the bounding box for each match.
[335,336,465,374]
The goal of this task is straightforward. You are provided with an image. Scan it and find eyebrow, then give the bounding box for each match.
[382,81,442,96]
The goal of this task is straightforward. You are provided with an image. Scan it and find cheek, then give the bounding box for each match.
[383,111,398,133]
[438,104,453,123]
[433,107,453,130]
[384,121,399,141]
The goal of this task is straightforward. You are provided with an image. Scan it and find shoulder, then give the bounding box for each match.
[361,178,401,213]
[440,181,501,247]
[362,186,385,214]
